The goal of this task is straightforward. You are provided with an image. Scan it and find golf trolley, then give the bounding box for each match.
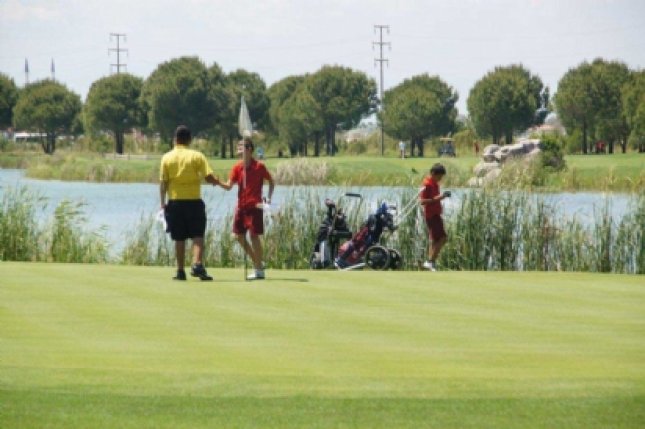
[334,199,415,271]
[309,193,359,269]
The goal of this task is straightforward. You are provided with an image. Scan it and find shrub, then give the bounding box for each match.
[539,134,566,171]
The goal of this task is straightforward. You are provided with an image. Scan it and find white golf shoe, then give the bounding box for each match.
[247,269,265,280]
[422,260,437,272]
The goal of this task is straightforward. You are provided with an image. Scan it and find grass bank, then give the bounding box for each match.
[1,263,643,428]
[1,151,643,191]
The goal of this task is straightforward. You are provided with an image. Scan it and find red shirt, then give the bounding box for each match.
[229,159,272,209]
[420,176,442,218]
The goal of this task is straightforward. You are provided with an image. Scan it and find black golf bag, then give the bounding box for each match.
[309,198,353,269]
[334,202,403,270]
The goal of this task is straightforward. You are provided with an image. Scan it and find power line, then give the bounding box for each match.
[373,24,390,156]
[109,33,128,74]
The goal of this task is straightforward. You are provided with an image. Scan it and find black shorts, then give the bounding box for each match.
[165,199,206,241]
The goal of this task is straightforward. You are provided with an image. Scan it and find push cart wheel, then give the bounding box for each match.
[365,245,391,270]
[388,249,403,270]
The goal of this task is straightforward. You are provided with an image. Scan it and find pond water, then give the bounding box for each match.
[0,168,634,252]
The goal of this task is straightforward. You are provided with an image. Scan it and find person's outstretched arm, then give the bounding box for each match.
[205,173,220,187]
[217,178,233,191]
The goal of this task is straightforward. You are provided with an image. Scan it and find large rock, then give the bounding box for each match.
[482,144,500,162]
[473,161,501,177]
[467,139,542,186]
[495,139,542,163]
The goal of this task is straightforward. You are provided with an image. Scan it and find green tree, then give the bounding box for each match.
[208,63,237,158]
[141,56,216,143]
[216,69,271,157]
[591,59,631,153]
[0,73,19,129]
[468,64,544,145]
[554,62,595,154]
[555,59,631,154]
[267,75,324,155]
[227,69,270,131]
[267,75,306,135]
[622,70,645,152]
[85,73,145,154]
[381,74,458,157]
[278,85,323,156]
[306,66,377,156]
[13,80,81,154]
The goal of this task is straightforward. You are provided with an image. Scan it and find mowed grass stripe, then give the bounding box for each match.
[1,263,644,428]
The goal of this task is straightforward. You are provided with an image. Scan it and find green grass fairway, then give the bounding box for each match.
[1,263,644,428]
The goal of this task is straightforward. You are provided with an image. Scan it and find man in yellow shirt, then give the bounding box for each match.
[160,125,220,281]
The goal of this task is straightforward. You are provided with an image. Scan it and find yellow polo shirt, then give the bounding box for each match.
[160,144,214,200]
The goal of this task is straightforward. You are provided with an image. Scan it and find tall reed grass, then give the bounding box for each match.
[116,186,643,275]
[43,200,109,263]
[0,186,43,261]
[274,158,332,185]
[3,184,643,274]
[0,186,109,263]
[119,213,172,266]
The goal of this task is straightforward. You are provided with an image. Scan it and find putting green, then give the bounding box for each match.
[1,263,644,428]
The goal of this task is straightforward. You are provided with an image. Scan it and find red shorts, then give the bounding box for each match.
[233,207,264,235]
[425,215,447,242]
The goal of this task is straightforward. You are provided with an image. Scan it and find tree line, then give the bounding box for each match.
[0,56,643,155]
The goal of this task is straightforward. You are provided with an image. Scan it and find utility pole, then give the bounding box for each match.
[109,33,128,74]
[24,58,29,85]
[373,24,390,156]
[51,58,55,81]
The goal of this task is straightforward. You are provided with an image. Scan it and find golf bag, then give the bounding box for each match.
[334,202,403,270]
[309,198,353,269]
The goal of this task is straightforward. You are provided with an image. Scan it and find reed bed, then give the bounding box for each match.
[119,213,173,266]
[2,185,642,274]
[0,186,109,263]
[0,186,43,261]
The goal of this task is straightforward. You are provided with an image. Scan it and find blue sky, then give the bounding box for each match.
[1,0,643,115]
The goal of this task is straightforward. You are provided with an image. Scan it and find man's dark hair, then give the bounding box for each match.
[430,163,446,175]
[175,125,192,144]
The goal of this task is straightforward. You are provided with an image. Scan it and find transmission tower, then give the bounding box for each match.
[109,33,128,74]
[373,24,390,156]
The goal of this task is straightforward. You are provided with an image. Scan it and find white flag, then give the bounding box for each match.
[238,96,253,138]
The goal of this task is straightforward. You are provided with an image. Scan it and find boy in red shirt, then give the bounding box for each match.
[419,163,450,271]
[218,138,275,280]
